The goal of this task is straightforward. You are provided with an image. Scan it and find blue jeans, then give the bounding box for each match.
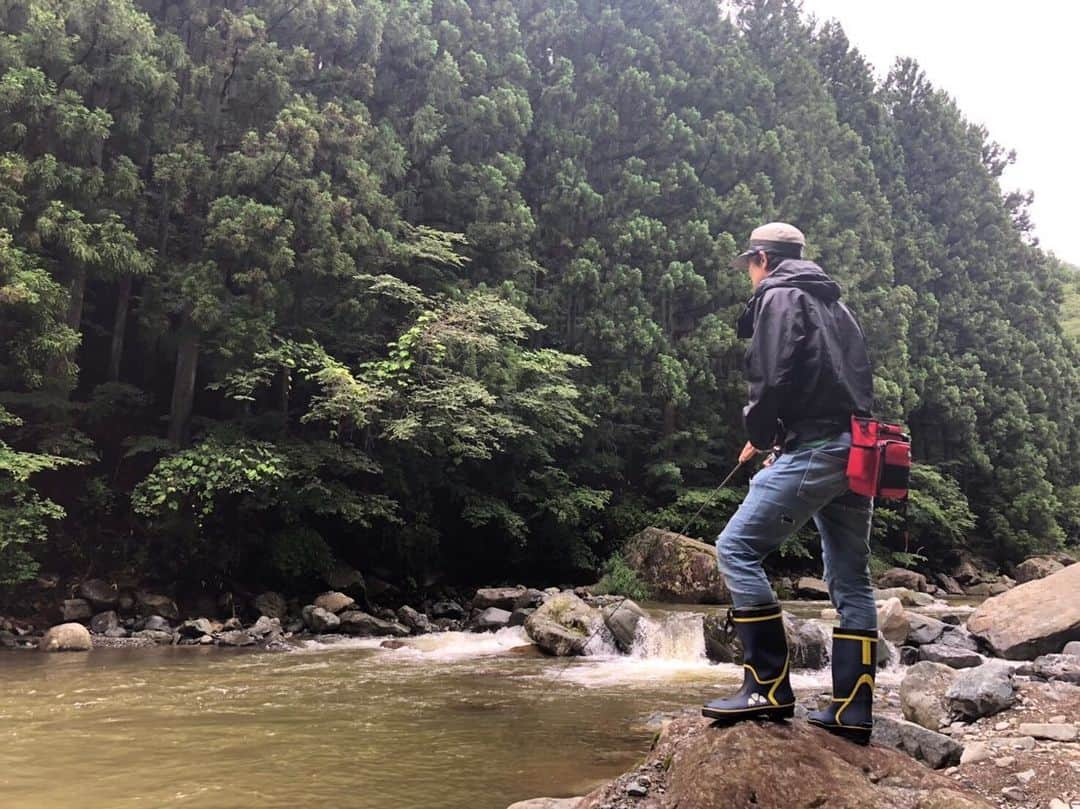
[715,433,878,631]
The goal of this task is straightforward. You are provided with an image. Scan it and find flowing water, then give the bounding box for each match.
[0,603,901,809]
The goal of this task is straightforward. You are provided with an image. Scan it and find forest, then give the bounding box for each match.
[0,0,1077,599]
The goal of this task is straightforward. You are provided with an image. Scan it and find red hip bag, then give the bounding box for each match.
[847,415,912,500]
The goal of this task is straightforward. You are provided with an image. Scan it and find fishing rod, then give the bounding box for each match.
[545,457,750,685]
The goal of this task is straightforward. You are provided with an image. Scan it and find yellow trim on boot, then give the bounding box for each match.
[742,653,792,706]
[732,612,784,624]
[832,673,875,726]
[833,633,877,666]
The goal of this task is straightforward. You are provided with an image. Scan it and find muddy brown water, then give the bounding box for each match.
[0,602,891,809]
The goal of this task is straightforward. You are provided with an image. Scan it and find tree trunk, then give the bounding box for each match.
[167,317,199,446]
[66,265,87,331]
[108,276,133,382]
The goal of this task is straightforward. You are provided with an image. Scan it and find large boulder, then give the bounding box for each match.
[875,587,934,607]
[1016,653,1080,684]
[473,587,527,611]
[474,607,513,631]
[1013,555,1065,584]
[135,591,179,620]
[253,591,288,620]
[396,605,432,634]
[702,613,741,663]
[313,591,355,614]
[871,716,963,769]
[877,597,910,644]
[906,613,947,646]
[61,598,92,622]
[878,567,929,593]
[621,528,728,603]
[602,599,646,652]
[89,610,120,635]
[784,615,830,669]
[40,623,92,652]
[338,610,410,637]
[900,661,958,731]
[934,573,964,596]
[577,717,990,809]
[524,592,604,656]
[795,577,830,600]
[917,644,983,669]
[966,561,1080,659]
[945,661,1016,720]
[301,605,340,633]
[78,579,118,609]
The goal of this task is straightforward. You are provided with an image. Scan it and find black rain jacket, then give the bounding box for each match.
[736,259,874,449]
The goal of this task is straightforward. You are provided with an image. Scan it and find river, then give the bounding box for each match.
[0,602,903,809]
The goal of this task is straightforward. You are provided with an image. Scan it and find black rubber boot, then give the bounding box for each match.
[702,603,795,722]
[807,627,877,745]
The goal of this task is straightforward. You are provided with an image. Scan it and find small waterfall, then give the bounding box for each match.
[629,612,707,662]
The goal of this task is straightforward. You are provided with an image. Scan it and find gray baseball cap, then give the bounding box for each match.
[731,222,805,269]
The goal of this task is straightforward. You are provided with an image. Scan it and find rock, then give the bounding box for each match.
[907,614,948,645]
[249,616,281,637]
[602,599,646,652]
[135,591,179,620]
[945,662,1016,720]
[878,597,910,644]
[78,579,118,609]
[313,591,355,614]
[133,628,173,644]
[784,615,830,669]
[380,639,408,650]
[473,587,528,611]
[1014,556,1065,584]
[1000,786,1024,802]
[323,565,366,601]
[951,557,985,586]
[1013,769,1035,785]
[937,626,980,652]
[967,562,1080,659]
[217,630,255,647]
[872,716,963,769]
[959,742,992,765]
[702,612,741,663]
[1063,640,1080,658]
[514,589,546,609]
[116,592,136,613]
[178,618,215,638]
[820,607,838,621]
[877,637,893,669]
[918,644,983,669]
[524,592,604,656]
[338,610,410,637]
[301,605,340,633]
[900,645,920,665]
[1016,653,1080,684]
[103,627,128,639]
[1048,800,1069,809]
[39,623,92,652]
[795,576,830,600]
[626,780,648,797]
[61,598,92,622]
[223,616,242,631]
[431,600,466,619]
[880,567,929,592]
[621,527,728,603]
[474,607,513,631]
[578,717,988,809]
[396,605,432,634]
[935,573,965,596]
[1006,736,1035,751]
[89,610,120,635]
[140,615,172,632]
[509,608,534,627]
[253,591,288,620]
[901,661,959,731]
[1016,723,1077,742]
[506,799,582,809]
[875,587,935,607]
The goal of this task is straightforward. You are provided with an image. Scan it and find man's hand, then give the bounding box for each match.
[739,441,764,464]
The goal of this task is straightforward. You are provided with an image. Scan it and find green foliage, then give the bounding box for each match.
[593,554,651,601]
[0,0,1075,589]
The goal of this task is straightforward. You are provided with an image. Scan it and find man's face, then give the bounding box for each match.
[748,251,768,290]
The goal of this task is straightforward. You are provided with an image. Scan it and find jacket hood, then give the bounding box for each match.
[755,259,841,303]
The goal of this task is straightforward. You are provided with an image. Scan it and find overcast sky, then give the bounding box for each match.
[798,0,1079,267]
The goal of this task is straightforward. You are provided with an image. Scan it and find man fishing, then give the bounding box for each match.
[701,222,880,744]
